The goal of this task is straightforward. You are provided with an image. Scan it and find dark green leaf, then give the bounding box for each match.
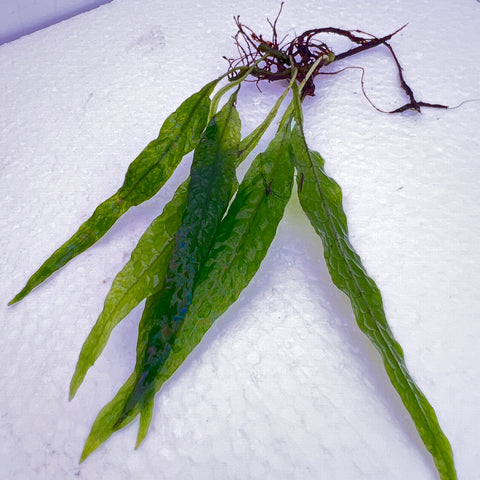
[133,113,296,448]
[80,107,295,460]
[80,90,242,459]
[118,89,241,418]
[145,110,296,389]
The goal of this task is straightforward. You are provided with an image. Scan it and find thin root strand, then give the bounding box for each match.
[225,6,449,111]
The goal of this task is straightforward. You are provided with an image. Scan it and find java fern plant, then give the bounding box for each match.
[9,5,457,479]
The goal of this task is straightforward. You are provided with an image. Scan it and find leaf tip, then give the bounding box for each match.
[69,371,82,400]
[79,444,91,464]
[9,282,32,305]
[134,419,149,450]
[7,294,21,306]
[134,437,144,450]
[79,429,104,464]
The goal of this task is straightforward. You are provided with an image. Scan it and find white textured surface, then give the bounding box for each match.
[1,0,479,479]
[0,0,112,44]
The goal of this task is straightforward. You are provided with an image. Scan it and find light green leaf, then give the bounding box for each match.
[290,91,456,480]
[9,79,220,305]
[79,370,140,462]
[69,181,189,399]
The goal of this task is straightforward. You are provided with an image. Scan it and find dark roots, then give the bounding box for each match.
[225,3,448,112]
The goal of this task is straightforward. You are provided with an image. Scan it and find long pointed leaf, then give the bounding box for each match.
[69,181,189,399]
[80,108,295,460]
[149,112,296,385]
[80,90,242,459]
[133,116,296,451]
[9,79,220,305]
[118,90,242,419]
[133,113,296,446]
[290,97,456,480]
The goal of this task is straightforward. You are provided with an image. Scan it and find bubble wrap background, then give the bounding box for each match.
[1,0,479,478]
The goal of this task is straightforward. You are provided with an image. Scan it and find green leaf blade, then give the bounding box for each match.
[80,110,295,460]
[79,371,141,463]
[9,196,128,305]
[290,121,456,479]
[137,115,295,423]
[112,91,242,427]
[117,80,217,205]
[9,80,219,305]
[161,116,295,366]
[69,182,189,399]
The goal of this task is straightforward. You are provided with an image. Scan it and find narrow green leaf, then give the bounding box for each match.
[9,79,220,305]
[81,90,242,460]
[80,110,295,460]
[290,98,456,479]
[237,70,297,164]
[79,83,252,456]
[80,273,160,461]
[116,89,241,419]
[147,113,296,387]
[136,399,154,449]
[69,181,189,399]
[79,370,140,462]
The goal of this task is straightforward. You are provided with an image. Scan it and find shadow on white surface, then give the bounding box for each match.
[0,0,112,45]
